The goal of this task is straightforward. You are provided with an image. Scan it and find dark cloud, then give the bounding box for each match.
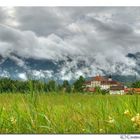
[14,7,70,36]
[0,7,140,80]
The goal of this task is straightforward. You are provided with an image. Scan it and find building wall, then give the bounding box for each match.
[100,85,110,90]
[85,87,95,92]
[91,81,101,87]
[110,90,125,95]
[85,84,91,88]
[90,81,118,88]
[111,84,118,86]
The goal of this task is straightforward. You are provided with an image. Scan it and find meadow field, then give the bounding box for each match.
[0,93,140,134]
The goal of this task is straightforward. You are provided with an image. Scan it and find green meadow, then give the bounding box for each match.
[0,93,140,134]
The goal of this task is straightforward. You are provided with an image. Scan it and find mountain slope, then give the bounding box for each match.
[0,52,140,82]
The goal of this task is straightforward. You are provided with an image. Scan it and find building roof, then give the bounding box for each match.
[124,88,140,92]
[92,75,107,81]
[101,80,118,85]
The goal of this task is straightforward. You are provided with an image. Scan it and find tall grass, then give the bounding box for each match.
[0,93,139,133]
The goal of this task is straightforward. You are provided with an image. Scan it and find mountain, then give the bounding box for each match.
[0,52,140,82]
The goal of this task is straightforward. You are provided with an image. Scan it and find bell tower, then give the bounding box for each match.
[108,75,112,81]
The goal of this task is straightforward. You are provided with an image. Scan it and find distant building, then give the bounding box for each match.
[110,86,125,95]
[84,75,125,95]
[124,88,140,94]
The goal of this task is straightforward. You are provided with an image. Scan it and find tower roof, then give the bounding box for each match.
[92,75,107,81]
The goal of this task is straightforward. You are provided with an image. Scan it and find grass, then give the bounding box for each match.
[0,93,139,134]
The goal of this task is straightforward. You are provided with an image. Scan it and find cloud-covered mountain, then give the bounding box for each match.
[0,7,140,82]
[0,51,139,82]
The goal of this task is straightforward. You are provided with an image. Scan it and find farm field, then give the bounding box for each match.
[0,93,140,134]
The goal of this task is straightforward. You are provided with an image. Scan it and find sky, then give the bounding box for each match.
[0,7,140,80]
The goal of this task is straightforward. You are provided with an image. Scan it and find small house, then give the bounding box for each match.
[124,88,140,94]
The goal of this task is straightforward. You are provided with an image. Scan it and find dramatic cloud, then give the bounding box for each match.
[0,7,140,80]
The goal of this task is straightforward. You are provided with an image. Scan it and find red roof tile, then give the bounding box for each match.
[92,76,107,81]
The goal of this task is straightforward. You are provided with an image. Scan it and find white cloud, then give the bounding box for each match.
[18,73,27,80]
[0,70,10,78]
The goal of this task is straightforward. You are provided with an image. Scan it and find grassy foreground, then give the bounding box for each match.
[0,93,140,134]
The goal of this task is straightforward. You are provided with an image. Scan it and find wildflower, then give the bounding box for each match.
[99,128,104,133]
[108,116,112,120]
[124,109,130,116]
[2,107,5,111]
[82,128,85,132]
[107,116,115,124]
[136,113,140,116]
[131,113,140,127]
[108,119,115,124]
[133,123,138,128]
[10,116,17,125]
[131,117,135,122]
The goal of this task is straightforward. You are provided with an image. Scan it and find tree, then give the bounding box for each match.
[94,87,109,95]
[62,80,71,93]
[73,76,85,92]
[94,86,102,94]
[47,80,57,92]
[132,81,140,88]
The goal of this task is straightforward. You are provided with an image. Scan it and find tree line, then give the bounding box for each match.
[0,76,85,93]
[0,76,140,94]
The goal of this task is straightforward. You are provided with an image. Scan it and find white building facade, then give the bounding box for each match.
[84,75,125,94]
